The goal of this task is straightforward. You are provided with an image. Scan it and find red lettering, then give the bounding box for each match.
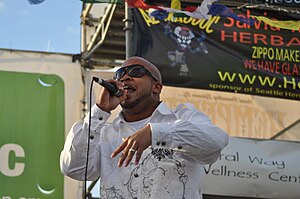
[271,35,285,46]
[244,60,288,75]
[275,62,280,74]
[292,63,299,76]
[236,16,248,29]
[254,20,263,30]
[221,31,237,42]
[282,63,300,76]
[286,37,300,47]
[252,60,257,70]
[243,59,257,69]
[221,31,298,47]
[264,62,270,72]
[240,32,252,44]
[246,10,251,29]
[253,34,268,45]
[257,60,264,70]
[223,18,235,27]
[269,62,277,73]
[282,63,289,75]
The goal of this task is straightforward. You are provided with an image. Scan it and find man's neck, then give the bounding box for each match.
[122,101,160,122]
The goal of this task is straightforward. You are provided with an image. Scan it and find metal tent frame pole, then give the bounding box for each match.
[124,2,133,58]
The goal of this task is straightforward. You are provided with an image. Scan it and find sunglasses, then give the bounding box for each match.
[113,64,158,82]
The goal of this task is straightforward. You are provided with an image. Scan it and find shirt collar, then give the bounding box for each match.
[114,101,172,124]
[153,101,173,116]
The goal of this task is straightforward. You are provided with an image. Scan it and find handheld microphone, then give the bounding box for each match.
[93,77,123,97]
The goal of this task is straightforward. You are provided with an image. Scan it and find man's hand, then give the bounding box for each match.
[96,79,127,113]
[111,124,152,167]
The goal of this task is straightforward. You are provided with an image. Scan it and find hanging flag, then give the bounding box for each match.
[148,0,255,26]
[126,0,160,9]
[28,0,46,4]
[171,0,181,10]
[209,3,255,25]
[253,16,300,31]
[149,0,217,20]
[162,0,216,19]
[171,0,186,18]
[80,0,124,4]
[149,9,169,20]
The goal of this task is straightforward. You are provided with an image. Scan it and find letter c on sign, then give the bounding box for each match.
[0,144,25,176]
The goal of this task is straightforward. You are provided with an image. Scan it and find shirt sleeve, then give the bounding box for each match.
[60,104,111,181]
[150,103,229,165]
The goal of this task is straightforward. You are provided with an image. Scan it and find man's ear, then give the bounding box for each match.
[153,82,163,94]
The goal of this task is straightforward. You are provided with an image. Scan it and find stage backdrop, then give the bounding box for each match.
[132,8,300,101]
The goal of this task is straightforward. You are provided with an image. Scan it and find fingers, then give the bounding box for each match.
[111,125,152,167]
[106,79,127,99]
[135,149,143,165]
[121,141,139,167]
[96,79,127,112]
[123,147,136,167]
[110,139,127,158]
[111,138,140,167]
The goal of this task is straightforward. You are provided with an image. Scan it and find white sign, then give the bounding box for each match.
[202,137,300,199]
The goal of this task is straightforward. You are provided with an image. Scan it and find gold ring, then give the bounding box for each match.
[129,148,136,153]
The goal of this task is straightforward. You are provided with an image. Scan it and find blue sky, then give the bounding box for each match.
[0,0,82,54]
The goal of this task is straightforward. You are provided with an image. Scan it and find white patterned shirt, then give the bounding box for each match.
[60,102,229,199]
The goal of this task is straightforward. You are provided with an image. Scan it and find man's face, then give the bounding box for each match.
[120,69,155,110]
[115,57,161,111]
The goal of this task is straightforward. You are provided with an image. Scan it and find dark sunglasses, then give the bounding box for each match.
[113,64,158,82]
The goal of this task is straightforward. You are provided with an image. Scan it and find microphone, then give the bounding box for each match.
[93,77,123,97]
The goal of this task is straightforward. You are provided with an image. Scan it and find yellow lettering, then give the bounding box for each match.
[139,9,160,27]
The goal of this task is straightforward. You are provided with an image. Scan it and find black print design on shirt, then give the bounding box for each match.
[151,148,174,161]
[100,148,188,198]
[100,186,125,199]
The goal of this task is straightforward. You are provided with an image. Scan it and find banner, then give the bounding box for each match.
[0,71,64,198]
[132,8,300,100]
[202,137,300,198]
[0,49,84,199]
